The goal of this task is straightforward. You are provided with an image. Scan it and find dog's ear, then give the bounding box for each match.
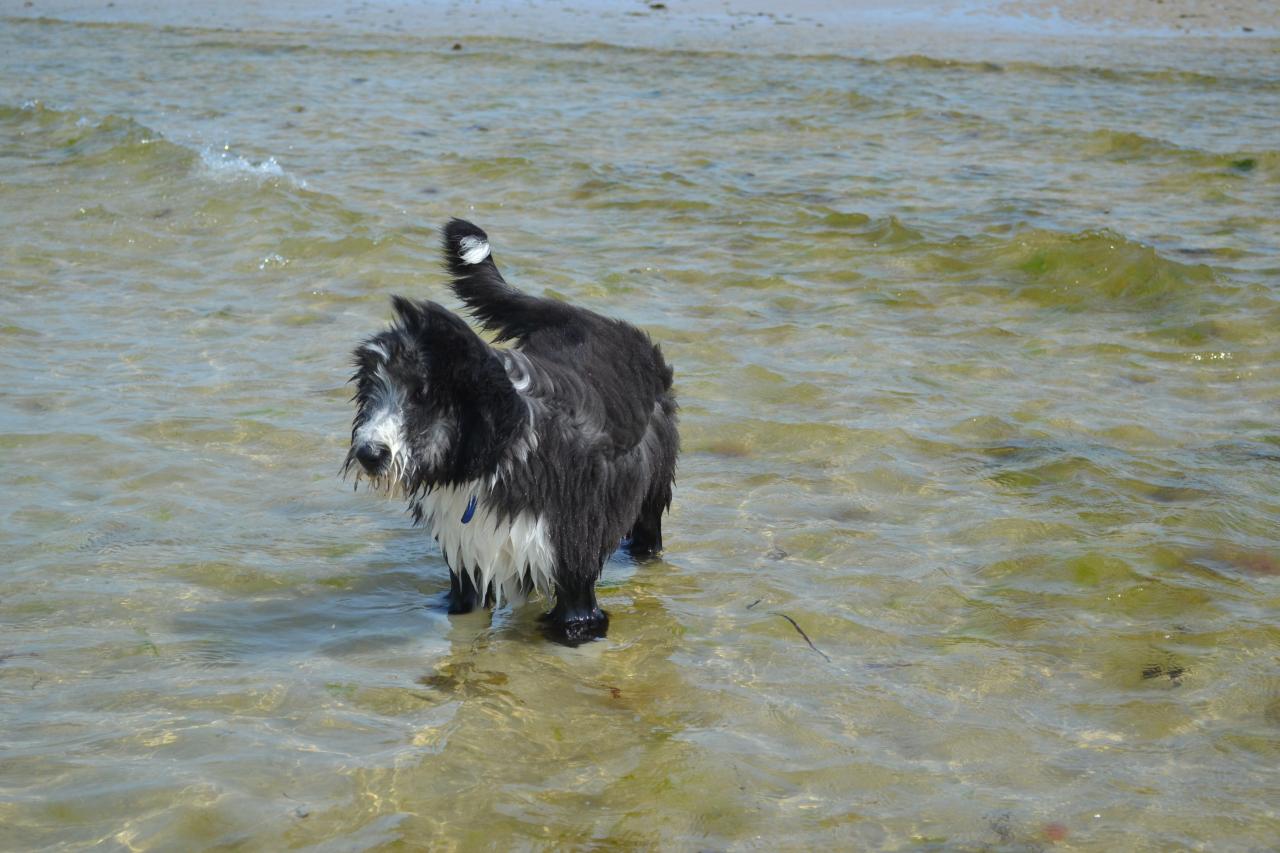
[389,295,517,398]
[391,296,483,359]
[390,295,430,334]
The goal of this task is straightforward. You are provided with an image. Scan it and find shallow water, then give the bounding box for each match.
[1,12,1279,851]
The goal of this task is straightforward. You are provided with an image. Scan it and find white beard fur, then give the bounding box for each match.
[414,480,556,608]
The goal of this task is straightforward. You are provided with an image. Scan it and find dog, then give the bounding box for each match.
[344,219,678,644]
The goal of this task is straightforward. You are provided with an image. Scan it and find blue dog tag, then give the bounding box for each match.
[461,494,478,524]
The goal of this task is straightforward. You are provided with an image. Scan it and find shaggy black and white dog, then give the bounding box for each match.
[344,219,678,644]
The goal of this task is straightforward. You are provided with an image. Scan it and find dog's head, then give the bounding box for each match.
[344,296,524,495]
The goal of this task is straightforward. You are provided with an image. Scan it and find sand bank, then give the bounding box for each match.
[3,0,1276,46]
[1000,0,1275,35]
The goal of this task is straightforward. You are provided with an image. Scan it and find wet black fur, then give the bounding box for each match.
[346,219,678,644]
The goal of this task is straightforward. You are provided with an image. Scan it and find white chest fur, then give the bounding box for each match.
[414,481,556,607]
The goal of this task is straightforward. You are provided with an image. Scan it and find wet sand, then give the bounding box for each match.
[3,0,1277,46]
[1001,0,1276,35]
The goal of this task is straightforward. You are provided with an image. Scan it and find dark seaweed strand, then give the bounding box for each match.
[768,611,831,662]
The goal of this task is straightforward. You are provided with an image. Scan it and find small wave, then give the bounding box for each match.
[1084,129,1180,161]
[4,99,311,199]
[199,146,303,186]
[883,54,1005,74]
[911,226,1228,314]
[818,212,923,245]
[2,98,75,124]
[862,53,1275,93]
[1080,129,1280,177]
[2,100,192,172]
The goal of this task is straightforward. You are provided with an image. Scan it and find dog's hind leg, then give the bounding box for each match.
[626,491,668,560]
[544,574,609,645]
[447,569,482,614]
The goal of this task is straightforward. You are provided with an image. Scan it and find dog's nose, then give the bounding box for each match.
[355,442,391,473]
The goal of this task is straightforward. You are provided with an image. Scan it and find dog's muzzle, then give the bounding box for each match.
[354,442,391,475]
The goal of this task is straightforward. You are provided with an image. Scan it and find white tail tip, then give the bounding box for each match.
[458,235,491,265]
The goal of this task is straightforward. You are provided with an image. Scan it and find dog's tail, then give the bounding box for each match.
[442,219,571,343]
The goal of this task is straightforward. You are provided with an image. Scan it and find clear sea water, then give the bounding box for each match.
[1,11,1278,850]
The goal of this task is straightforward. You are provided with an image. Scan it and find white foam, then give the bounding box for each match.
[199,145,304,186]
[258,253,290,270]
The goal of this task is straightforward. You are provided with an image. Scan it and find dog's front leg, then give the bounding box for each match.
[447,569,482,614]
[544,573,609,645]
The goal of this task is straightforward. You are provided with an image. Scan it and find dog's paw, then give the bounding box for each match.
[542,608,609,646]
[446,571,483,614]
[446,596,477,615]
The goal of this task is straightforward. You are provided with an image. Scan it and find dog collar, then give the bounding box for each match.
[461,494,478,524]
